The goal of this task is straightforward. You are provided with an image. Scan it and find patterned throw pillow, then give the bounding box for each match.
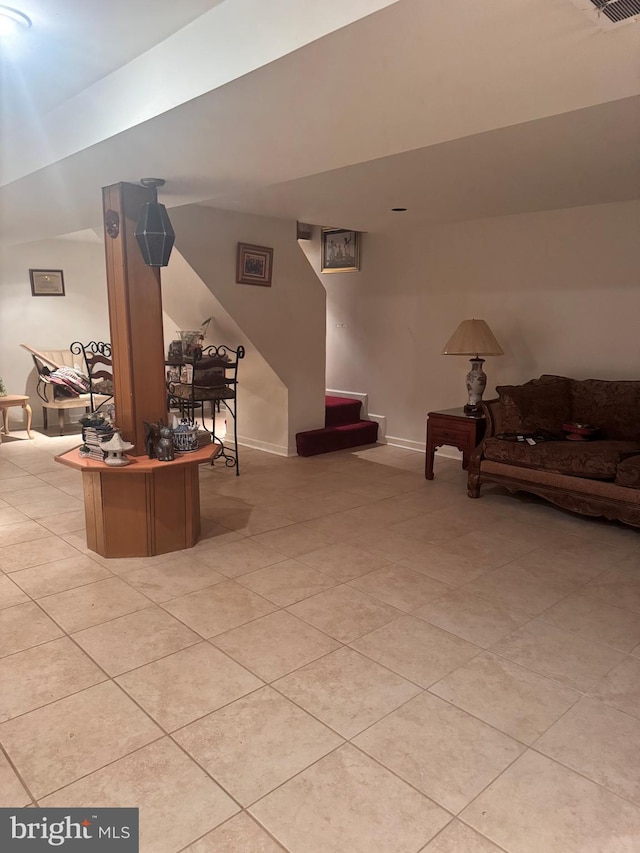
[46,367,90,396]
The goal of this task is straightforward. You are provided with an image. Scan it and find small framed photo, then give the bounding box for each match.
[236,243,273,287]
[30,269,65,297]
[321,228,360,273]
[166,366,180,384]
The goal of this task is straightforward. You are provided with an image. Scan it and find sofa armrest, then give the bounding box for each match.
[480,398,504,439]
[468,398,503,483]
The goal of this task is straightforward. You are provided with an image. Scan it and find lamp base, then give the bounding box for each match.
[465,357,487,412]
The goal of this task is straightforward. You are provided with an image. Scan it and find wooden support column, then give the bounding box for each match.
[56,181,216,558]
[102,182,167,454]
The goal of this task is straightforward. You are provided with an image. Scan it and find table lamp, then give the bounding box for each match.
[442,319,504,414]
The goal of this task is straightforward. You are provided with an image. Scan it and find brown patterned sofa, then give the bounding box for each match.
[467,375,640,528]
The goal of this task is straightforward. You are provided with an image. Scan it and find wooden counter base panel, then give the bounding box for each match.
[57,445,219,558]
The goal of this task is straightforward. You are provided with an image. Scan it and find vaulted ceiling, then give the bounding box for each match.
[1,0,638,245]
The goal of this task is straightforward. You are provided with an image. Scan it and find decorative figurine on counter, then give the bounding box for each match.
[173,418,198,453]
[156,426,175,461]
[102,431,134,466]
[144,420,163,459]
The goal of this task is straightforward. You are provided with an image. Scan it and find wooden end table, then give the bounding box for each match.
[425,407,485,480]
[0,395,33,438]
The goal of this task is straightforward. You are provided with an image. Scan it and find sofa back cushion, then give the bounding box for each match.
[571,379,640,441]
[537,374,571,384]
[496,378,571,435]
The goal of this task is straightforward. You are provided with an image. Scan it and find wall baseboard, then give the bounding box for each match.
[236,435,289,456]
[368,413,386,442]
[385,435,425,453]
[237,432,461,462]
[383,436,462,462]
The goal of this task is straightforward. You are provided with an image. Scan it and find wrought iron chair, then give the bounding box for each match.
[168,344,244,475]
[21,342,113,435]
[70,341,114,414]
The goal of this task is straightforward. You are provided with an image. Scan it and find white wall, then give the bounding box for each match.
[0,210,325,452]
[171,205,326,454]
[0,237,109,428]
[6,201,636,450]
[161,249,289,455]
[305,200,640,448]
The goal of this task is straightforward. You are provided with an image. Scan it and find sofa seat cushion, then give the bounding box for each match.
[615,455,640,490]
[483,438,640,480]
[496,379,571,435]
[571,379,640,441]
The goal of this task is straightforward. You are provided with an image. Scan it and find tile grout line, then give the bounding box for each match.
[174,810,290,853]
[0,739,39,808]
[427,817,512,853]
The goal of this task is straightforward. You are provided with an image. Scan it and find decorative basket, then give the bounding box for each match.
[172,419,198,453]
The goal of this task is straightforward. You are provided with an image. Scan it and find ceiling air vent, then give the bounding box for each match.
[591,0,640,21]
[569,0,640,28]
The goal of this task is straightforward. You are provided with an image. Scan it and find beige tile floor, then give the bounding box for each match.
[1,430,640,852]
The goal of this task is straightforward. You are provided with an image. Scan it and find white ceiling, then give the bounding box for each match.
[204,96,640,233]
[0,0,225,123]
[0,0,638,245]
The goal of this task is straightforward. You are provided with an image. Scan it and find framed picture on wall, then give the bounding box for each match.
[321,228,360,273]
[29,269,65,297]
[236,243,273,286]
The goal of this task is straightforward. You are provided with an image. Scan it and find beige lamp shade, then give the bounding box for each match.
[441,319,504,357]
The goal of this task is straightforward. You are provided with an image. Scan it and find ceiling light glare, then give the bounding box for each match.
[0,5,32,36]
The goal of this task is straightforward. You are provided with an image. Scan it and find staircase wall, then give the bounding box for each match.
[161,249,289,455]
[170,205,326,454]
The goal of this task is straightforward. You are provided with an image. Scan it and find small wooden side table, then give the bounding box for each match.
[0,395,33,438]
[425,407,485,480]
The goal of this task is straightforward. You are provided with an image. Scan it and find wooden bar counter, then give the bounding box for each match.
[57,445,219,558]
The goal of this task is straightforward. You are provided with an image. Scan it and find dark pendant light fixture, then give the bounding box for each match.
[135,178,175,267]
